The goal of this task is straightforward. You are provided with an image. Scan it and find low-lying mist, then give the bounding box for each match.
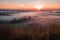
[0,10,60,40]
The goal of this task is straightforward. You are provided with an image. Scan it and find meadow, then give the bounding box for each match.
[0,21,60,40]
[0,10,60,40]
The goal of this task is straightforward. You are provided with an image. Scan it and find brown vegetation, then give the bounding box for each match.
[0,22,60,40]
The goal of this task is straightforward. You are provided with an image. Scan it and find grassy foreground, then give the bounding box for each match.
[0,22,60,40]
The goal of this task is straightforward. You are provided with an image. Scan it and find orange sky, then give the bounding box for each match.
[0,0,60,10]
[0,3,35,10]
[0,3,60,10]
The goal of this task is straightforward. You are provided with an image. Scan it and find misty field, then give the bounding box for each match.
[0,10,60,40]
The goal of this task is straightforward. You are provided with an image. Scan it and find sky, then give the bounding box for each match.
[0,0,60,9]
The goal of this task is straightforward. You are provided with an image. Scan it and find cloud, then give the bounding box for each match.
[0,2,35,9]
[0,3,27,9]
[0,0,37,5]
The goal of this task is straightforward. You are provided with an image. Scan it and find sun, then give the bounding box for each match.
[35,5,43,9]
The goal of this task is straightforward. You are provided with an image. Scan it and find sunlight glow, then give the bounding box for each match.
[35,5,43,9]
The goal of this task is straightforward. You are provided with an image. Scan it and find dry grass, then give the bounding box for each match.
[0,22,60,40]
